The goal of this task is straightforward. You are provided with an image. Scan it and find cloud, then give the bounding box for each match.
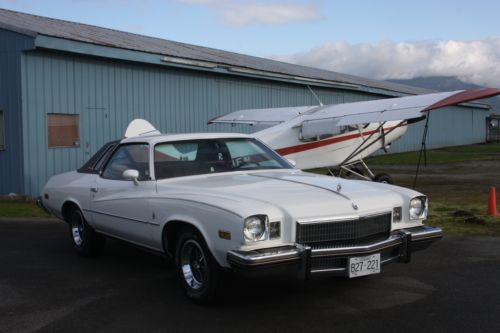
[220,2,323,27]
[177,0,324,27]
[271,39,500,87]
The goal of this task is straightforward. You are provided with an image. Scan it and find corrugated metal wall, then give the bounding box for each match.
[385,106,489,154]
[0,29,33,195]
[20,49,490,196]
[20,50,373,195]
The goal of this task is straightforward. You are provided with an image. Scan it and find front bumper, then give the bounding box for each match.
[227,225,442,278]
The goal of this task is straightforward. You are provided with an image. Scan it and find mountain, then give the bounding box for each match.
[388,76,499,113]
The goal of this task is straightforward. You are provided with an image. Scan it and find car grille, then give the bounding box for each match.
[296,212,392,249]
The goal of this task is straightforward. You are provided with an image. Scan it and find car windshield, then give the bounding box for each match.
[154,138,291,179]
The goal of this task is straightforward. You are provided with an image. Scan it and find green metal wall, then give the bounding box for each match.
[0,29,34,195]
[20,49,490,196]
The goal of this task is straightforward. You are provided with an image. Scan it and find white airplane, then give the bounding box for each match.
[209,88,500,183]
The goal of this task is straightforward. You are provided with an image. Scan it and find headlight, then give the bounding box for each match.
[409,196,428,220]
[243,215,267,242]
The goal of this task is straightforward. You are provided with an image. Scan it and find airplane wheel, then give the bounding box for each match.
[373,173,393,184]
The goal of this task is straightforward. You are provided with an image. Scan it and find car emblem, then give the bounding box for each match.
[352,203,359,210]
[337,183,342,192]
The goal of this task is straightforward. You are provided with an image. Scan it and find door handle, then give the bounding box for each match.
[90,187,98,193]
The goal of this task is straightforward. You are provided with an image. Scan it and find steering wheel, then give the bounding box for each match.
[235,161,260,169]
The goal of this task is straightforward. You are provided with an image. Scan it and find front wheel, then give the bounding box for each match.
[68,208,105,257]
[373,172,393,184]
[175,229,222,304]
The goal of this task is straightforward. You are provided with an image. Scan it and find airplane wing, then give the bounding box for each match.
[209,88,500,129]
[208,105,320,125]
[306,88,500,127]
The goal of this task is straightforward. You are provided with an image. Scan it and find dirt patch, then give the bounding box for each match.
[374,158,500,199]
[452,210,485,225]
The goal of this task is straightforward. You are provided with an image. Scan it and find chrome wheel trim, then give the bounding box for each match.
[71,212,84,247]
[180,239,207,290]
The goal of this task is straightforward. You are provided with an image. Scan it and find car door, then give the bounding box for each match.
[90,143,157,248]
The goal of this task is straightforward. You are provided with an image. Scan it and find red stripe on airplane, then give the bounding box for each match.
[275,127,394,156]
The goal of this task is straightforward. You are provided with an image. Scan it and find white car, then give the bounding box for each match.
[38,124,442,303]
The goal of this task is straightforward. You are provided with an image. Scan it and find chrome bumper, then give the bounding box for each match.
[227,225,442,278]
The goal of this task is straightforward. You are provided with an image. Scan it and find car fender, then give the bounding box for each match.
[157,207,244,268]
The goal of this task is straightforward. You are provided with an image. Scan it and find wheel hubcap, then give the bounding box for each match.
[71,213,84,246]
[180,240,207,290]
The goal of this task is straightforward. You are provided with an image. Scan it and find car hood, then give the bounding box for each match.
[156,170,416,221]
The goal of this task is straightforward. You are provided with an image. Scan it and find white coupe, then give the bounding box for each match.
[38,120,442,303]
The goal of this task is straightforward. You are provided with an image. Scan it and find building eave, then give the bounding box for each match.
[34,35,491,110]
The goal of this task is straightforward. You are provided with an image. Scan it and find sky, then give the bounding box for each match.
[1,0,500,86]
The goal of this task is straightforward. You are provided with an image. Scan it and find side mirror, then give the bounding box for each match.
[286,159,297,167]
[122,169,140,185]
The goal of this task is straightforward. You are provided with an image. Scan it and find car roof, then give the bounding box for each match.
[120,132,254,145]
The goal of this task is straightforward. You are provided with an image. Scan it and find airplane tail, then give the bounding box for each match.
[124,119,161,138]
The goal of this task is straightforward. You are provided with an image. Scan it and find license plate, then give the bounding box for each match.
[348,253,381,278]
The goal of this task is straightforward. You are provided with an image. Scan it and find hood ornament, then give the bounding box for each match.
[352,203,359,210]
[337,183,342,192]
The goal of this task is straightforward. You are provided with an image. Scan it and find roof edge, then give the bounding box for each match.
[0,21,37,38]
[34,35,415,97]
[2,7,494,105]
[33,35,492,109]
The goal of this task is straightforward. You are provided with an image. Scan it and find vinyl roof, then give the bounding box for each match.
[0,8,431,95]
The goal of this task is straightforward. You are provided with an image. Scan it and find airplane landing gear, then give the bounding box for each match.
[326,159,393,184]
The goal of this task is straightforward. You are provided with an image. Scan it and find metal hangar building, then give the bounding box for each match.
[0,9,492,196]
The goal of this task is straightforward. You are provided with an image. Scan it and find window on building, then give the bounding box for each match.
[48,114,80,148]
[0,110,5,150]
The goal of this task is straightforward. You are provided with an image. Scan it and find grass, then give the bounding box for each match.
[0,199,51,218]
[367,142,500,165]
[426,195,500,236]
[365,142,500,235]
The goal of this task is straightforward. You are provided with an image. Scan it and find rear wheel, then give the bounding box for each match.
[175,229,222,304]
[373,173,393,184]
[68,208,105,257]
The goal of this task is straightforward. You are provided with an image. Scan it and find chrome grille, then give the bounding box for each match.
[296,213,391,248]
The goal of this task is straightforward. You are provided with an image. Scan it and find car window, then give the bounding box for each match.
[102,144,150,180]
[155,142,198,161]
[77,140,120,174]
[225,140,282,169]
[93,144,117,171]
[154,138,290,180]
